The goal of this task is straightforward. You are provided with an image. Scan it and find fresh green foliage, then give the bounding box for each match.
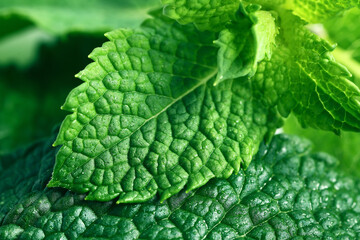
[1,0,360,239]
[0,0,160,38]
[2,134,360,239]
[284,7,360,177]
[215,6,277,85]
[325,8,360,52]
[0,134,58,221]
[253,11,360,133]
[325,7,360,84]
[251,0,359,23]
[284,115,360,177]
[49,1,360,203]
[284,0,359,23]
[162,0,240,31]
[48,13,280,203]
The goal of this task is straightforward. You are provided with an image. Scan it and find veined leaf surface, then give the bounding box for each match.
[161,0,240,31]
[2,134,360,239]
[48,15,279,203]
[215,8,277,84]
[253,11,360,133]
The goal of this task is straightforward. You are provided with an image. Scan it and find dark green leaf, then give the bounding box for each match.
[2,133,360,239]
[0,34,106,153]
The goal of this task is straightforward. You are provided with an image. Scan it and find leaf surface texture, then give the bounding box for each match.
[285,0,359,23]
[253,11,360,133]
[2,134,360,239]
[161,0,240,31]
[215,8,277,84]
[49,15,279,203]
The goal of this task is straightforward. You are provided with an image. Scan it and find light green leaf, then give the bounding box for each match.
[324,8,360,84]
[284,114,360,177]
[3,133,360,239]
[249,0,359,23]
[48,15,279,203]
[332,47,360,85]
[325,8,360,50]
[284,8,360,175]
[161,0,240,31]
[284,0,359,23]
[215,7,277,85]
[0,0,161,38]
[253,11,360,133]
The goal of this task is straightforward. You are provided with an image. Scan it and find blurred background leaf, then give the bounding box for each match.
[284,8,360,177]
[325,7,360,84]
[0,0,160,153]
[0,0,161,38]
[0,34,105,153]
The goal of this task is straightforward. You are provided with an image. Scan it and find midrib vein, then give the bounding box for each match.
[60,68,218,182]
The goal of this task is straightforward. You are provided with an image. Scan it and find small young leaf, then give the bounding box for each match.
[215,7,277,85]
[48,15,279,203]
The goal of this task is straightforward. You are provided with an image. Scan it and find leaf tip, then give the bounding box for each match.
[53,138,62,147]
[214,74,224,86]
[47,179,59,188]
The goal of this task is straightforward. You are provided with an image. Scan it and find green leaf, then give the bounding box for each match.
[0,135,58,222]
[215,7,277,85]
[0,33,106,153]
[284,8,360,175]
[284,0,359,23]
[2,133,360,239]
[284,114,360,177]
[248,0,359,23]
[0,0,160,38]
[48,15,279,203]
[324,8,360,50]
[253,11,360,133]
[161,0,240,31]
[324,8,360,84]
[0,28,54,68]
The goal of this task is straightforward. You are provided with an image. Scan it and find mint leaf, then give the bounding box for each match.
[283,8,360,175]
[325,8,360,50]
[284,114,360,177]
[0,136,58,222]
[215,7,277,85]
[324,8,360,84]
[161,0,240,31]
[284,0,359,23]
[48,15,279,203]
[253,11,360,133]
[2,133,360,239]
[0,0,160,38]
